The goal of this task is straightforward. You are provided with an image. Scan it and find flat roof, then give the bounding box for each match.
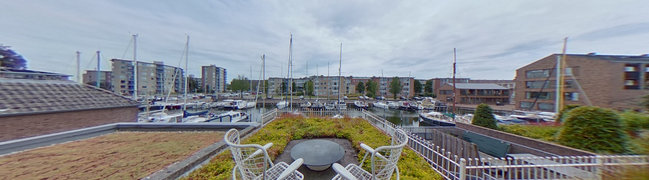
[0,131,224,179]
[447,83,508,90]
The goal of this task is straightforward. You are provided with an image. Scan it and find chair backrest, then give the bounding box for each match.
[224,129,273,180]
[371,128,409,180]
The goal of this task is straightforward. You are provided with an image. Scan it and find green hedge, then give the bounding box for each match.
[183,115,441,179]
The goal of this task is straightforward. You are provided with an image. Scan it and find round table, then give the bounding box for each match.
[290,139,345,171]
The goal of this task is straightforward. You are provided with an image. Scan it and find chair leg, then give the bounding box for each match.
[359,151,370,167]
[232,165,238,180]
[395,166,399,180]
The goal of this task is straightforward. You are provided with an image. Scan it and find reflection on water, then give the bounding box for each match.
[177,107,440,127]
[368,108,425,127]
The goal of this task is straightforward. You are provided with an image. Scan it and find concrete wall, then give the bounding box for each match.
[0,107,137,141]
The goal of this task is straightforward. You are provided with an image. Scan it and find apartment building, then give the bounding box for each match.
[111,59,184,96]
[438,83,510,105]
[82,70,112,90]
[514,53,649,112]
[268,77,285,96]
[201,65,227,93]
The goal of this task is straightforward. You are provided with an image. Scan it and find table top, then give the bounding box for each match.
[290,139,345,166]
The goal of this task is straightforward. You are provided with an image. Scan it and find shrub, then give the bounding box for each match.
[557,106,628,154]
[556,104,581,122]
[628,130,649,155]
[472,104,497,129]
[500,124,561,142]
[619,111,649,135]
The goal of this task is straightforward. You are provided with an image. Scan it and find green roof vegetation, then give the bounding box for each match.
[0,131,223,179]
[184,115,442,179]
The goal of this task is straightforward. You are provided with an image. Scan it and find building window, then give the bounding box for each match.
[520,101,534,109]
[538,103,554,111]
[526,69,550,78]
[525,92,553,100]
[440,90,453,95]
[565,92,579,101]
[526,81,552,89]
[625,64,639,72]
[565,67,573,76]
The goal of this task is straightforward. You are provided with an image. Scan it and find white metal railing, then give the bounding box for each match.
[356,109,649,180]
[260,108,278,126]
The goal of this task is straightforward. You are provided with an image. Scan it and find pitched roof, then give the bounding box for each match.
[446,83,508,90]
[0,78,138,116]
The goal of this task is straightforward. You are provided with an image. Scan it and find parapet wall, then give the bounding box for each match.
[455,122,596,156]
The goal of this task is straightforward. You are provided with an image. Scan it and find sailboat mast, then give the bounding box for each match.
[96,51,101,88]
[262,54,266,110]
[288,34,293,109]
[133,34,138,100]
[250,65,253,92]
[557,37,568,114]
[338,43,342,102]
[452,48,457,115]
[76,51,81,84]
[183,35,189,112]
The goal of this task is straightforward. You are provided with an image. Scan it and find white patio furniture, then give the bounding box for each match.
[225,129,305,180]
[331,128,408,180]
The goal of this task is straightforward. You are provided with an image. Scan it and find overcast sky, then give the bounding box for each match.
[2,0,649,82]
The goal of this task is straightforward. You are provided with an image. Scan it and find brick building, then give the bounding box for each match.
[514,53,649,112]
[437,83,510,105]
[82,70,112,90]
[0,79,139,141]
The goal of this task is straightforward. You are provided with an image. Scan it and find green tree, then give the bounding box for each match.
[424,80,433,95]
[389,77,402,99]
[230,76,249,97]
[281,81,287,94]
[557,106,628,154]
[366,81,378,98]
[472,104,498,129]
[0,45,27,70]
[414,80,423,95]
[305,80,314,96]
[356,82,365,94]
[292,81,296,93]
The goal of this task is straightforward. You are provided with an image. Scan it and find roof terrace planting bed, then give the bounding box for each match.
[0,131,223,179]
[184,115,442,179]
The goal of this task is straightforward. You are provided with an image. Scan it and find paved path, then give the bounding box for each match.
[274,138,358,180]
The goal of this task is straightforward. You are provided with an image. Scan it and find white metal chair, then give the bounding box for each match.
[331,128,408,180]
[225,129,305,180]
